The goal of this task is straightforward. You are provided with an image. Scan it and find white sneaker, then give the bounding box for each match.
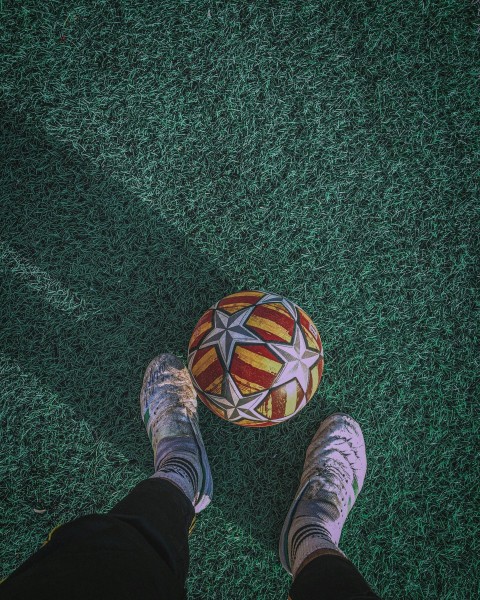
[279,413,367,576]
[140,353,213,514]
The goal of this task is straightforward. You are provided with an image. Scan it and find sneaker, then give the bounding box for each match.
[140,353,213,514]
[279,413,367,577]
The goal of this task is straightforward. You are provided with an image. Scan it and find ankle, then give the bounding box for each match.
[294,548,347,579]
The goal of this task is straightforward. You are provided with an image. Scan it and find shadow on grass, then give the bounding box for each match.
[0,102,323,559]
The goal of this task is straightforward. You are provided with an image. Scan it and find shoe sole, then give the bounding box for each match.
[189,409,214,513]
[278,412,366,575]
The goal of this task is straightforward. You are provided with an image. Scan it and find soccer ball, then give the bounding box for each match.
[187,290,324,427]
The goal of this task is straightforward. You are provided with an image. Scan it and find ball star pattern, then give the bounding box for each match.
[187,290,324,427]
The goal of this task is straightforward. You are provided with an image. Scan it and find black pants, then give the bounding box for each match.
[0,478,381,600]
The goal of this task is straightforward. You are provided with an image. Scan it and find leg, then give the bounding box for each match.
[0,478,194,600]
[288,552,382,600]
[108,477,195,583]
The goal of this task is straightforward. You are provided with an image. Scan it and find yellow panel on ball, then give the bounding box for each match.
[187,290,324,427]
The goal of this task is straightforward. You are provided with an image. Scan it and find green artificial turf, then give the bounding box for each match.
[0,1,478,598]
